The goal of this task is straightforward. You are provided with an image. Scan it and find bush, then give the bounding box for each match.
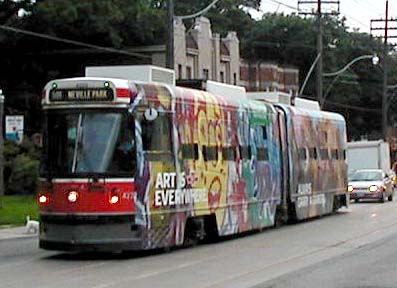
[4,138,41,195]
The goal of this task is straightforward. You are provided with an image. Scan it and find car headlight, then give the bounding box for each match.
[369,185,379,192]
[347,185,354,192]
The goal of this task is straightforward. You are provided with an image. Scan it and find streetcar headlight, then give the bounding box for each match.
[110,195,119,204]
[67,191,79,203]
[347,185,354,192]
[369,185,379,192]
[38,194,49,205]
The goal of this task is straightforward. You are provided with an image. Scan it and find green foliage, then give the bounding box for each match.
[23,0,167,48]
[0,195,38,225]
[244,13,316,65]
[0,1,394,140]
[243,13,386,139]
[4,138,41,195]
[157,0,258,38]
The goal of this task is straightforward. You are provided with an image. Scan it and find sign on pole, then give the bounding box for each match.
[0,91,4,208]
[5,115,24,144]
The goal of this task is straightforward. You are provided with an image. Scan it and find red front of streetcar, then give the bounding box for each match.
[38,77,142,251]
[38,180,136,214]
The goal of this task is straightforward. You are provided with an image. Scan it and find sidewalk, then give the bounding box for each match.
[0,226,38,241]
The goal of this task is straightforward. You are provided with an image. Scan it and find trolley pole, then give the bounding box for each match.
[166,0,174,69]
[0,90,4,209]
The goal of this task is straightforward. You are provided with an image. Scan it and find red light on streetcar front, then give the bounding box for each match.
[116,88,132,98]
[38,194,50,205]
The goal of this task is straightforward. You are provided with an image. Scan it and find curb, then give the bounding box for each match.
[0,234,37,242]
[0,226,38,242]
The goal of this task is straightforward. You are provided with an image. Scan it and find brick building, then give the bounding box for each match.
[240,62,299,95]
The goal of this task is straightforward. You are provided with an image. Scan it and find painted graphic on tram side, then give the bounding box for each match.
[132,84,282,248]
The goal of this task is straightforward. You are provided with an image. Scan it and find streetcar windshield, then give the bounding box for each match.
[41,110,135,177]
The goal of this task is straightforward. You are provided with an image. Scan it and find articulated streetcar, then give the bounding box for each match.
[38,69,348,251]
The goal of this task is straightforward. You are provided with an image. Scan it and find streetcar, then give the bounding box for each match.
[38,67,348,251]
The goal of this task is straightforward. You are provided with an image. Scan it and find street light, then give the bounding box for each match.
[323,54,378,77]
[321,54,379,108]
[300,53,379,107]
[299,52,322,97]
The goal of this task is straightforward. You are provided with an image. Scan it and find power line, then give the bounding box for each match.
[352,0,384,15]
[176,0,221,20]
[252,40,316,50]
[267,0,299,11]
[343,14,370,30]
[0,25,151,59]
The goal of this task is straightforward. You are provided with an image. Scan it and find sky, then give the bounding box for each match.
[250,0,397,39]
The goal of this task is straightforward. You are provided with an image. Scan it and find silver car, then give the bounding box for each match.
[348,169,394,203]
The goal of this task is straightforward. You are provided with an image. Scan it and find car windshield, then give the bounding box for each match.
[40,110,136,177]
[349,170,383,181]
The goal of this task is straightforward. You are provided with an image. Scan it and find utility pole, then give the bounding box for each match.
[317,0,323,105]
[298,0,340,103]
[0,90,4,209]
[166,0,174,69]
[370,0,397,140]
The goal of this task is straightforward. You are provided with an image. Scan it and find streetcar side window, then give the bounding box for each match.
[109,115,135,174]
[309,147,317,159]
[141,112,173,161]
[203,146,218,162]
[262,126,268,141]
[298,148,307,160]
[331,149,338,160]
[181,143,198,160]
[222,146,235,161]
[320,148,329,160]
[337,149,346,160]
[239,145,251,159]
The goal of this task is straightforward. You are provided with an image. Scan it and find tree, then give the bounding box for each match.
[0,0,168,135]
[151,0,257,39]
[243,12,386,139]
[20,0,166,48]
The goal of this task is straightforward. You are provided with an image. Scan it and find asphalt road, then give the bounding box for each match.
[2,200,397,288]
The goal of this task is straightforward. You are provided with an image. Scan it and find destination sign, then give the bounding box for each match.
[49,88,114,102]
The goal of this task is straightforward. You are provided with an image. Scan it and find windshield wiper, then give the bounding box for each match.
[71,113,83,173]
[72,113,95,174]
